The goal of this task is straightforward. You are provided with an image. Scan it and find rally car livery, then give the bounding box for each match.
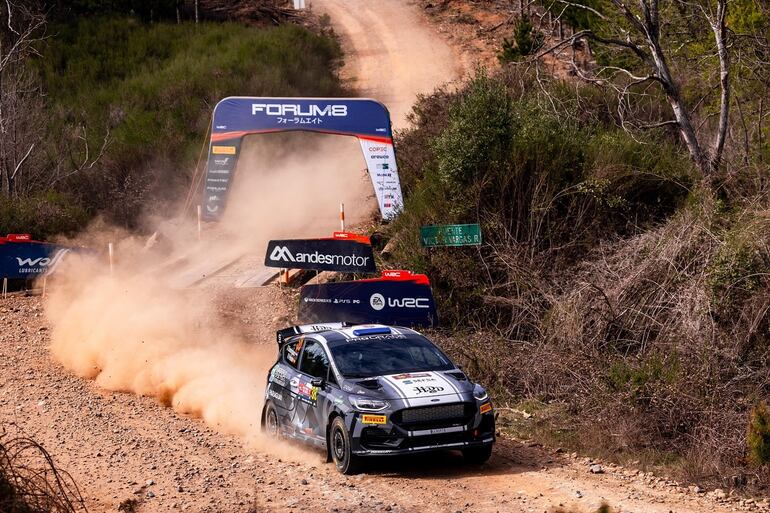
[261,324,495,474]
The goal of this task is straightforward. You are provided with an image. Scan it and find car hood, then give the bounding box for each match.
[368,371,473,407]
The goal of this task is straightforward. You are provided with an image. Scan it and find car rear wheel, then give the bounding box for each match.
[329,417,362,475]
[462,445,492,465]
[263,401,280,437]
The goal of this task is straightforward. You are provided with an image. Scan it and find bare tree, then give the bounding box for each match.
[536,0,733,178]
[0,0,46,197]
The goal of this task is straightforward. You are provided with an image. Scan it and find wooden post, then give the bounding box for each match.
[42,276,47,298]
[340,202,345,232]
[197,205,202,241]
[108,242,114,276]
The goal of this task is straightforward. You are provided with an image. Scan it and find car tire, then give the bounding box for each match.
[263,401,280,438]
[329,416,363,475]
[462,445,492,465]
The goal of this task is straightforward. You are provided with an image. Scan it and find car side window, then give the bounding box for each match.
[299,340,330,379]
[283,337,306,368]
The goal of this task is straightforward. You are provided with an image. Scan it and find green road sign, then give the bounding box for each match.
[420,224,482,247]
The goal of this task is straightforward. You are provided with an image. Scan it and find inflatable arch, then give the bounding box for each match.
[201,97,404,221]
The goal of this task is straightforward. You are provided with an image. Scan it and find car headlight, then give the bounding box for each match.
[473,384,488,402]
[350,395,389,412]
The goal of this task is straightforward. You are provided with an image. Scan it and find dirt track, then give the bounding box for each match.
[312,0,464,128]
[2,294,764,513]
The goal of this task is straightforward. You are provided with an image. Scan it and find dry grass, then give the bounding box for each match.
[0,426,88,513]
[432,189,770,489]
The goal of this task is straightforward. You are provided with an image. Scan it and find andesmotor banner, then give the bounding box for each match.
[298,270,438,327]
[0,235,73,279]
[201,97,403,221]
[265,233,376,273]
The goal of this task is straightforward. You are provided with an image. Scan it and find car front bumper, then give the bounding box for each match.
[348,403,496,456]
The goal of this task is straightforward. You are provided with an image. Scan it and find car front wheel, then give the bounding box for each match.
[329,416,362,475]
[462,444,492,464]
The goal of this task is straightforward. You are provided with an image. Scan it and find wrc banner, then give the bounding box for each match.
[298,270,438,327]
[264,232,376,274]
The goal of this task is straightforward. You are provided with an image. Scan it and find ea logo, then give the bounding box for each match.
[370,293,385,311]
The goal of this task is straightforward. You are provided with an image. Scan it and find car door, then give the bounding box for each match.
[269,336,305,418]
[295,339,333,444]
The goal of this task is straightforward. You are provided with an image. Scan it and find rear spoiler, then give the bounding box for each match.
[276,323,347,345]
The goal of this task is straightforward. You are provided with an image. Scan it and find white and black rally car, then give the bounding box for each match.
[261,323,495,474]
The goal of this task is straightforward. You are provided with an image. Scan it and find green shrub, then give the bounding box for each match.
[748,401,770,466]
[498,17,544,63]
[432,71,513,207]
[392,68,692,328]
[0,192,89,239]
[607,355,679,405]
[708,213,770,315]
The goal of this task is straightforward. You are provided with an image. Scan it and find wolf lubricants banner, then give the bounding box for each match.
[0,234,73,279]
[264,232,376,274]
[298,270,438,327]
[201,97,404,222]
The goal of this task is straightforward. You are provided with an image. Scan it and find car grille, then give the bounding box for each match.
[393,403,475,431]
[401,403,466,423]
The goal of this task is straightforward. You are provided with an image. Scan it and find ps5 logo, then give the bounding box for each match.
[251,103,348,117]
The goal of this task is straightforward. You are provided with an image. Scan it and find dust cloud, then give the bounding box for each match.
[44,134,377,460]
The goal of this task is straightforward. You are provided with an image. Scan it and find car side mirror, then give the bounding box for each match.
[311,377,326,389]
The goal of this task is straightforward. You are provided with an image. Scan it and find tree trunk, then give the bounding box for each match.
[709,0,730,174]
[647,40,709,174]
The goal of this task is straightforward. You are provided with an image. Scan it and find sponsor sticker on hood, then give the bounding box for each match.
[380,371,464,407]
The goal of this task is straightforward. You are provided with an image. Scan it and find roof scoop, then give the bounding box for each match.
[352,326,392,336]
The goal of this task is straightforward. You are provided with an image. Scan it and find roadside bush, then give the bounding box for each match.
[387,66,770,486]
[0,193,89,240]
[748,402,770,467]
[392,68,692,330]
[498,17,544,63]
[432,71,513,208]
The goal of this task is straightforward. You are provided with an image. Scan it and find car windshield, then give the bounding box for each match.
[330,335,454,378]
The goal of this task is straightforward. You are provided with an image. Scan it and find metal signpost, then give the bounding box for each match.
[420,224,482,247]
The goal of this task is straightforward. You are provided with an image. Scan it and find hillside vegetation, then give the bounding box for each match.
[390,22,770,488]
[1,9,343,238]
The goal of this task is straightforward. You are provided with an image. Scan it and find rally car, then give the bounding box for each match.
[261,323,495,474]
